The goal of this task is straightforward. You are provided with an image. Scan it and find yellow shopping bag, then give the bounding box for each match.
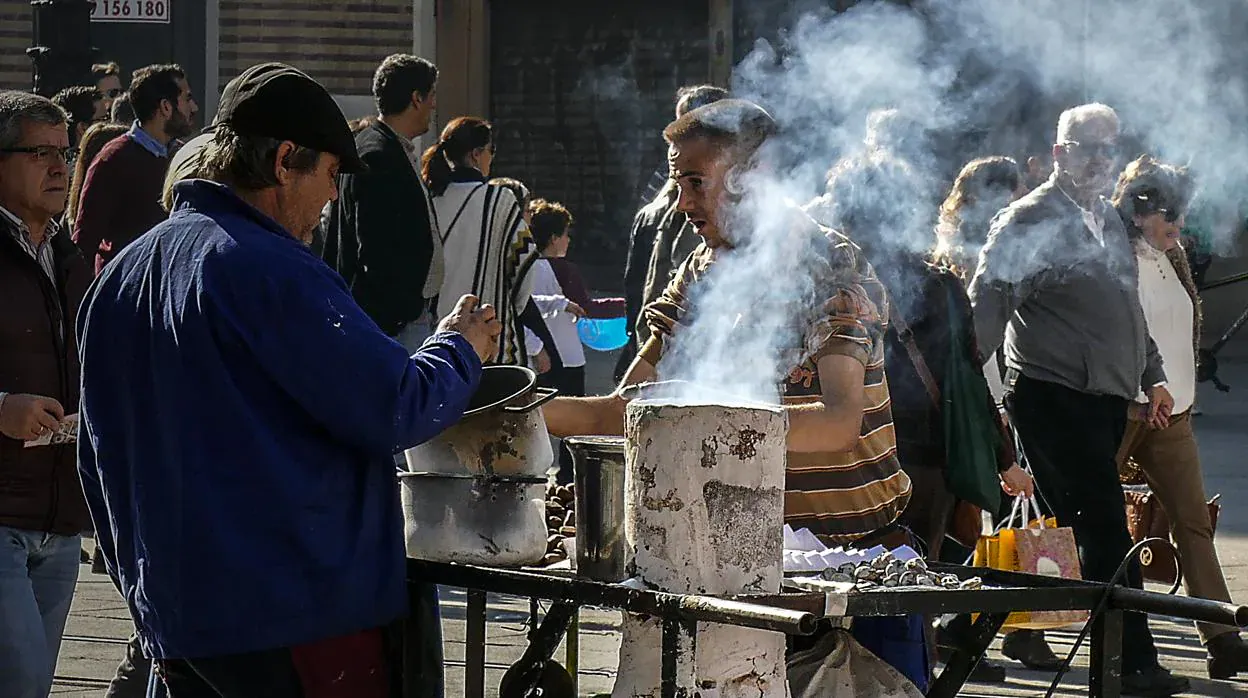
[973,496,1089,630]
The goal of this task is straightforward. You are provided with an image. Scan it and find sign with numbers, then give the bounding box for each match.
[91,0,170,23]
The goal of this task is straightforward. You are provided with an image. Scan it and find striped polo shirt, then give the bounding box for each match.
[641,214,911,545]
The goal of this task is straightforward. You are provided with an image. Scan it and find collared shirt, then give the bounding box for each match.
[129,121,169,158]
[375,119,444,300]
[1,204,59,284]
[1054,179,1106,246]
[0,204,63,347]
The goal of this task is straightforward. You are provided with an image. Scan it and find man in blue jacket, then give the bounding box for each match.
[77,63,500,697]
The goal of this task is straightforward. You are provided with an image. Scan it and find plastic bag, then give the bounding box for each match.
[787,628,924,698]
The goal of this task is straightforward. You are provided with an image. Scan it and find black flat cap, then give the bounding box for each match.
[214,63,365,173]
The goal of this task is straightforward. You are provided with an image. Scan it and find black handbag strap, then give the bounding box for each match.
[891,302,941,408]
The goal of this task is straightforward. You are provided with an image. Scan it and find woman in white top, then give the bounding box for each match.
[421,117,542,365]
[1112,156,1248,679]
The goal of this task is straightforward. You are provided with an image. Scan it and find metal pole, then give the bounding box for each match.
[28,0,97,96]
[1089,609,1124,698]
[1109,587,1248,628]
[465,590,487,698]
[565,610,579,696]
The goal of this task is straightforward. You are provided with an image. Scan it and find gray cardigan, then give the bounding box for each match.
[968,177,1165,400]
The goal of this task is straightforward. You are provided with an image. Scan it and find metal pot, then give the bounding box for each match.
[404,366,558,477]
[399,366,557,566]
[399,471,549,566]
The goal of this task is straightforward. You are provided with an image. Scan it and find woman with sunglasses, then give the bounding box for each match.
[1112,155,1248,680]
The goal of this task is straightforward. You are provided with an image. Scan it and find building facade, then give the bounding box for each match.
[0,0,733,274]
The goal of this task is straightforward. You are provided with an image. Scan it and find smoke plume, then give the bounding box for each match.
[655,0,1248,403]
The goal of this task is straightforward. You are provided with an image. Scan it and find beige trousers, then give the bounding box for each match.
[1117,411,1236,643]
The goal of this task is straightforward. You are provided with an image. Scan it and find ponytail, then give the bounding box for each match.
[421,141,453,196]
[422,116,494,197]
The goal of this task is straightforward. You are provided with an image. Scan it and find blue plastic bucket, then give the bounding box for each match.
[577,316,629,352]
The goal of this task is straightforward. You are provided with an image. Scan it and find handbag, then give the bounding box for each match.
[973,495,1089,630]
[1122,485,1221,585]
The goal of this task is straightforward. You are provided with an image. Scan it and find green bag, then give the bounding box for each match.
[940,282,1003,514]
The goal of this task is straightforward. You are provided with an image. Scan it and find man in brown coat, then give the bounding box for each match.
[0,90,91,698]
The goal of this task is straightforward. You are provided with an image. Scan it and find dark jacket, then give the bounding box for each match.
[77,180,482,659]
[882,254,1015,473]
[0,219,91,534]
[324,121,437,336]
[73,134,169,276]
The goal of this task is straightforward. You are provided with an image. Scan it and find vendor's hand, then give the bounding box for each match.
[0,393,65,441]
[566,302,586,319]
[438,295,502,363]
[534,349,552,374]
[1145,384,1174,430]
[999,463,1034,498]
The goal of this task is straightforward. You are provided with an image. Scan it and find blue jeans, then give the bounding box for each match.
[0,527,81,698]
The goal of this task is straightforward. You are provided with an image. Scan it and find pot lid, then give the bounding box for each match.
[465,365,538,416]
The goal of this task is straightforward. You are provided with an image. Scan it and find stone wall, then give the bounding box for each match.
[218,0,413,97]
[0,0,32,91]
[488,0,710,275]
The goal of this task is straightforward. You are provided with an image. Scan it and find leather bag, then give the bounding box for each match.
[1122,485,1221,585]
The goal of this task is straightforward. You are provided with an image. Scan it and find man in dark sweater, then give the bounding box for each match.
[324,54,441,349]
[0,90,92,698]
[73,63,197,276]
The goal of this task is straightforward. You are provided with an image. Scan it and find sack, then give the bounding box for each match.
[1123,485,1221,585]
[941,282,1004,514]
[787,627,924,698]
[973,496,1089,630]
[851,616,931,693]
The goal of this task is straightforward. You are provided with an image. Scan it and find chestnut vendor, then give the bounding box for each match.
[543,100,912,542]
[76,64,501,697]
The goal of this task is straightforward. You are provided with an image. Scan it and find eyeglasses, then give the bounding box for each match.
[1060,140,1120,160]
[0,145,78,165]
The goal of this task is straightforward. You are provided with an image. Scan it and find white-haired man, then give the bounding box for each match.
[969,103,1187,697]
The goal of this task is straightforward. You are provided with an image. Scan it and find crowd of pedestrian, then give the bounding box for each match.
[0,48,1241,698]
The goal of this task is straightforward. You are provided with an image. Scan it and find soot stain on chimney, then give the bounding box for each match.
[703,480,784,586]
[701,436,719,469]
[729,427,767,460]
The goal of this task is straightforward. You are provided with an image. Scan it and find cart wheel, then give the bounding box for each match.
[499,659,576,698]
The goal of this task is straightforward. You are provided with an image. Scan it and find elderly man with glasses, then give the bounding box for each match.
[969,103,1187,697]
[0,90,92,698]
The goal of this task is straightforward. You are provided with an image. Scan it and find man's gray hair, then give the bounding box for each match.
[196,124,321,192]
[0,90,68,150]
[1056,103,1119,144]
